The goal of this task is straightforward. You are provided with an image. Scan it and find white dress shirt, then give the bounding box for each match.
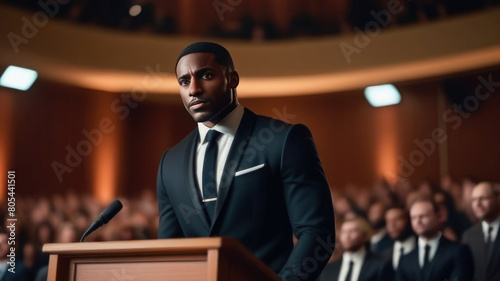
[196,104,244,195]
[0,262,8,279]
[418,232,442,268]
[393,235,416,269]
[370,229,387,245]
[482,215,500,243]
[339,247,366,281]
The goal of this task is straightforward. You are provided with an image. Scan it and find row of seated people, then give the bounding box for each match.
[0,190,159,281]
[319,181,499,281]
[0,177,497,280]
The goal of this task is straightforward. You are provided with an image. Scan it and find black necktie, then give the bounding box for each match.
[394,246,404,269]
[485,226,493,261]
[344,260,354,281]
[424,245,431,267]
[422,244,431,271]
[202,130,221,223]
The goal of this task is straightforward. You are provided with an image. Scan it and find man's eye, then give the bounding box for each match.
[179,80,189,86]
[202,73,213,79]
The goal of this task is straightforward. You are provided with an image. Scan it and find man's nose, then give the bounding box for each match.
[189,78,202,96]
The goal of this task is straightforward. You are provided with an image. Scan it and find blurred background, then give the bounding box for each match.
[0,0,499,280]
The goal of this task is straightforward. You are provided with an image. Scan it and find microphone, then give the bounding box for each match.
[80,199,123,242]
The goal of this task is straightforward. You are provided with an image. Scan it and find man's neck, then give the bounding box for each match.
[202,102,238,128]
[484,213,500,224]
[420,232,440,243]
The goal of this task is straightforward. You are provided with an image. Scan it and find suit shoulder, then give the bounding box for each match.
[318,259,342,281]
[462,223,482,240]
[365,252,388,265]
[440,236,459,248]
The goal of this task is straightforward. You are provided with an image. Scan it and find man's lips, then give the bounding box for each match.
[189,99,209,110]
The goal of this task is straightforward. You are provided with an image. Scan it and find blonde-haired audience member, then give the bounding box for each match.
[319,218,391,281]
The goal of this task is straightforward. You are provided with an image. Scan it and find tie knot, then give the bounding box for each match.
[206,130,221,144]
[488,226,493,234]
[425,244,430,251]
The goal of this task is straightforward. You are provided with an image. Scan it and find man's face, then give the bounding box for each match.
[385,208,409,240]
[410,201,439,238]
[340,221,367,252]
[471,183,499,222]
[176,52,237,127]
[368,202,386,230]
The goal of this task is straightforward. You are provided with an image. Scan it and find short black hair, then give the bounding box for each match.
[175,42,235,74]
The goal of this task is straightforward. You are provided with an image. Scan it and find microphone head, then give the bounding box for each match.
[100,199,123,224]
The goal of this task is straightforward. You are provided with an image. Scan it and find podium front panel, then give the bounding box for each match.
[70,256,207,281]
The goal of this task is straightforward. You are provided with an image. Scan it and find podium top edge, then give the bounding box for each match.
[42,237,242,255]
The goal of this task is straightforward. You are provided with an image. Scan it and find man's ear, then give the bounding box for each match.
[229,71,239,88]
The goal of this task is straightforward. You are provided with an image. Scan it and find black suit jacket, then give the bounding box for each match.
[370,233,394,254]
[380,235,417,281]
[318,251,392,281]
[395,236,473,281]
[462,223,500,281]
[157,109,335,281]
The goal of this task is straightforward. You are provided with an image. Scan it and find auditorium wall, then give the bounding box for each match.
[1,71,499,200]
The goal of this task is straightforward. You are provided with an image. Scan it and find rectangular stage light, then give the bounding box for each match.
[0,65,38,91]
[364,84,401,107]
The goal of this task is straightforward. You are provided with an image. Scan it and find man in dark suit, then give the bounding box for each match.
[156,42,335,281]
[381,206,416,279]
[319,217,391,281]
[367,202,393,254]
[396,198,473,281]
[462,181,500,281]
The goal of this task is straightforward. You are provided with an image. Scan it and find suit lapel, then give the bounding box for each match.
[333,258,342,281]
[183,130,211,230]
[358,252,371,281]
[212,109,257,226]
[487,227,500,276]
[424,237,447,281]
[412,248,424,281]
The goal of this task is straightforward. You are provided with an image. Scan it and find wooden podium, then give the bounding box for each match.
[43,237,281,281]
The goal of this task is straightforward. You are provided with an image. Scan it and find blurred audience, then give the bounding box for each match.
[0,189,158,281]
[0,174,498,281]
[327,175,498,280]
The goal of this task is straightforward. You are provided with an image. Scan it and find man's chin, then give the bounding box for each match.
[190,112,211,123]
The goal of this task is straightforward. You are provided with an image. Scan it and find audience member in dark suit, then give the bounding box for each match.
[319,217,391,281]
[382,206,416,279]
[157,42,335,281]
[396,198,473,281]
[368,202,394,254]
[462,181,500,281]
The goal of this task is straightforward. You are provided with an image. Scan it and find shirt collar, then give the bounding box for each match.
[343,246,367,263]
[418,232,442,248]
[197,104,244,143]
[395,235,416,252]
[371,229,387,244]
[482,215,500,233]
